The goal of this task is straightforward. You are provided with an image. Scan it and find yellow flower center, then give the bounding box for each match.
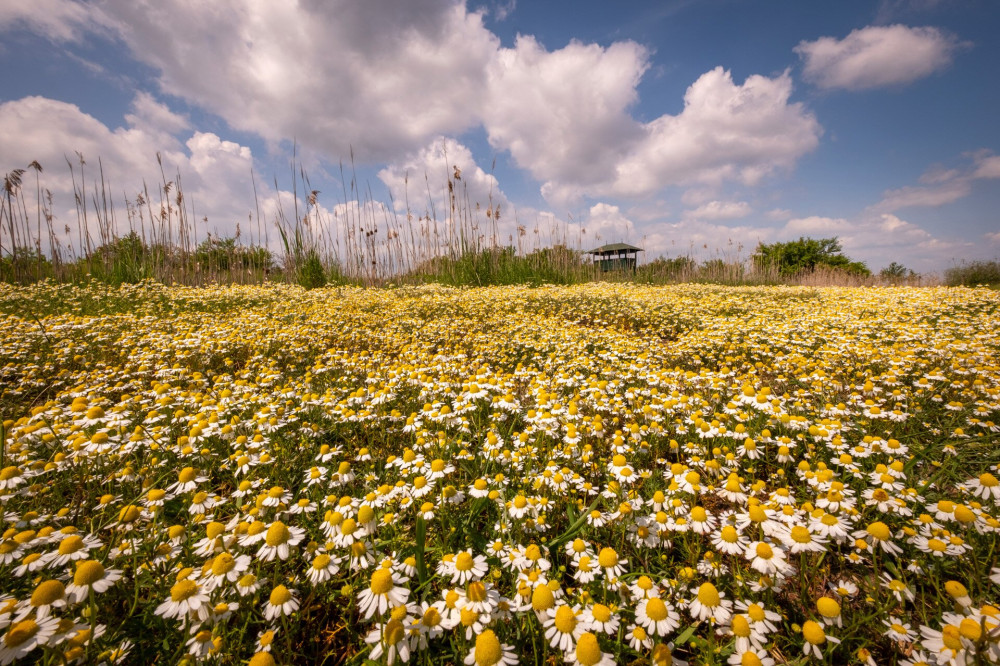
[747,604,765,622]
[460,607,479,627]
[269,585,292,606]
[720,526,739,543]
[532,585,554,611]
[741,653,762,666]
[170,579,199,602]
[598,548,618,568]
[422,606,442,627]
[802,620,825,645]
[148,489,166,502]
[945,580,968,599]
[732,614,752,638]
[553,605,577,633]
[816,597,840,618]
[265,522,291,546]
[755,543,774,559]
[697,582,720,607]
[57,534,86,555]
[980,473,999,487]
[455,552,475,572]
[383,618,405,645]
[357,506,375,524]
[340,518,357,536]
[591,603,611,623]
[645,598,668,621]
[4,620,38,648]
[178,467,196,483]
[866,522,890,541]
[467,581,487,602]
[942,625,963,651]
[312,554,331,570]
[474,629,502,666]
[31,579,65,606]
[74,560,106,586]
[575,632,603,666]
[959,618,982,641]
[212,553,236,575]
[369,568,394,595]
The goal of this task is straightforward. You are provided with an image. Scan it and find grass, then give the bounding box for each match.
[2,155,945,289]
[0,282,998,665]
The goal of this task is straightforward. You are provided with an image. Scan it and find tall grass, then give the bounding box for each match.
[945,260,1000,287]
[2,154,940,289]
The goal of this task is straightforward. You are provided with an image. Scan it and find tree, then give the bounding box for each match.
[879,261,915,282]
[753,237,870,276]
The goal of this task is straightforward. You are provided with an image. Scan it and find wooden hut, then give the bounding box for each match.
[586,242,643,272]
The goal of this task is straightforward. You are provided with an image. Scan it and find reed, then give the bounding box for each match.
[1,155,941,289]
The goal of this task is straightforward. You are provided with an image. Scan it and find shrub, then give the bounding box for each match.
[945,260,1000,287]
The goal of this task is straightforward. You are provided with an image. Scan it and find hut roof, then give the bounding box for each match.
[586,242,644,255]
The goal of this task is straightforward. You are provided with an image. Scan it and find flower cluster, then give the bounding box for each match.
[0,281,998,664]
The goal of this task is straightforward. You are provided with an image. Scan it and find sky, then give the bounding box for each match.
[1,0,999,273]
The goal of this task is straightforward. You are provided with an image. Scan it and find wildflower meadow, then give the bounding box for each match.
[0,279,998,665]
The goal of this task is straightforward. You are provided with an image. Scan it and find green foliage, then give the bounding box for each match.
[297,250,327,290]
[945,260,1000,287]
[408,244,592,287]
[0,246,52,284]
[880,261,916,283]
[195,235,273,273]
[753,236,870,276]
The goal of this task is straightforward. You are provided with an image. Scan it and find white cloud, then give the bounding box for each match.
[598,68,821,199]
[0,94,278,250]
[973,154,1000,180]
[683,200,751,221]
[872,150,1000,213]
[582,203,636,245]
[94,0,499,160]
[784,216,851,234]
[483,35,648,191]
[873,180,972,211]
[795,25,958,91]
[4,2,821,209]
[0,0,112,42]
[377,137,510,227]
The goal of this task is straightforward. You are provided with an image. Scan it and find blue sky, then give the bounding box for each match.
[1,0,998,272]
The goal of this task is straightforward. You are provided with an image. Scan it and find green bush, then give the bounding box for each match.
[945,260,1000,287]
[753,237,870,276]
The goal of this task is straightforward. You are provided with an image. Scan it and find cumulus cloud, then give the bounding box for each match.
[0,94,280,249]
[4,1,823,209]
[483,35,648,190]
[683,200,752,221]
[582,203,636,245]
[597,68,821,200]
[377,137,510,228]
[89,0,499,160]
[795,24,959,91]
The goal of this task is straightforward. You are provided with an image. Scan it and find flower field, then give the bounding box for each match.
[1,280,999,665]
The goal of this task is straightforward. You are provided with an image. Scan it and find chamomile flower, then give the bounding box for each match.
[0,616,60,665]
[801,620,840,658]
[263,584,299,621]
[688,582,732,624]
[634,597,681,637]
[565,632,614,666]
[463,629,517,666]
[448,550,489,584]
[358,567,410,619]
[65,560,121,602]
[256,520,305,561]
[883,616,917,642]
[581,603,619,635]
